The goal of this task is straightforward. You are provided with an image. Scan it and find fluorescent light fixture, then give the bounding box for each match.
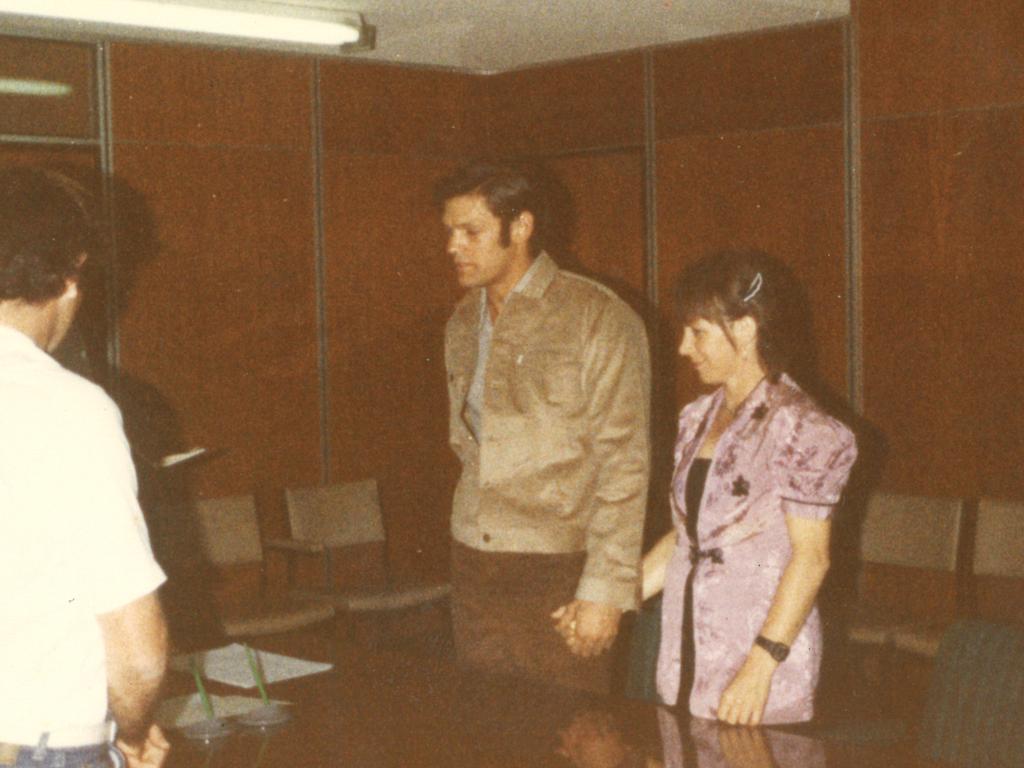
[0,78,73,97]
[0,0,371,53]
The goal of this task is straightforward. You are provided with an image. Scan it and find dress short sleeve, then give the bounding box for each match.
[772,406,857,520]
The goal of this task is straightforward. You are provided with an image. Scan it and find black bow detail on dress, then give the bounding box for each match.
[690,545,724,565]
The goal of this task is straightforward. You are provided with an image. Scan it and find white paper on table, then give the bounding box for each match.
[156,694,289,729]
[171,643,333,688]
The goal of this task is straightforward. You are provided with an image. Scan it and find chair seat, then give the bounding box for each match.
[847,610,903,646]
[891,623,947,658]
[295,583,451,612]
[219,597,336,638]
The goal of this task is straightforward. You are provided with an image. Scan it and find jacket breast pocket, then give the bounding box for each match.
[510,349,583,414]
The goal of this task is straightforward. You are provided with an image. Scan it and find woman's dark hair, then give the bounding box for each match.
[434,160,549,257]
[0,166,97,304]
[674,250,812,379]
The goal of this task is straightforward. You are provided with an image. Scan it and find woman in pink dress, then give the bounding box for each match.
[642,251,857,726]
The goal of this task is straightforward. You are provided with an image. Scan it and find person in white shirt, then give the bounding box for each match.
[0,168,169,768]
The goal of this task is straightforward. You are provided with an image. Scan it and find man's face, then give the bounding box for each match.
[442,194,521,291]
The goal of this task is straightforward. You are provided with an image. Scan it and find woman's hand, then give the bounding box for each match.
[641,531,677,602]
[715,515,830,725]
[716,648,777,726]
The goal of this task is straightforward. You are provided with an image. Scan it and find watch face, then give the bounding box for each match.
[756,635,789,662]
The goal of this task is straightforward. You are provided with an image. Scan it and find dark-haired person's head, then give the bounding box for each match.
[0,166,96,304]
[674,250,811,381]
[434,161,548,258]
[0,167,97,351]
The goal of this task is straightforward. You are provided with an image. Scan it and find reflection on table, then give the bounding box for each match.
[164,640,905,768]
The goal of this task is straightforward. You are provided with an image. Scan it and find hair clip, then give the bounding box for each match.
[742,272,763,303]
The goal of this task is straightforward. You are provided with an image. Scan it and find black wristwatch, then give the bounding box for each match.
[754,634,790,662]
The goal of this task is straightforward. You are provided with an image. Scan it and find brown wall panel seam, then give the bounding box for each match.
[655,118,846,145]
[334,145,644,163]
[505,144,646,164]
[0,134,101,147]
[109,139,311,153]
[96,41,121,395]
[843,19,863,412]
[860,99,1024,126]
[311,60,330,486]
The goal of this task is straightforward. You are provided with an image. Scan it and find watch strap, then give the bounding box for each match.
[754,634,790,662]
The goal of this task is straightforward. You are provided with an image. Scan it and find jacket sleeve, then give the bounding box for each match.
[770,405,858,520]
[574,298,651,611]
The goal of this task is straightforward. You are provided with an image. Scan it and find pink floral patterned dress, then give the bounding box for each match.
[656,374,857,723]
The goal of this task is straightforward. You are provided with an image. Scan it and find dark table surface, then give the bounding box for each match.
[164,637,925,768]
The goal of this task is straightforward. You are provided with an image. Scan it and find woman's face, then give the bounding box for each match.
[677,317,743,385]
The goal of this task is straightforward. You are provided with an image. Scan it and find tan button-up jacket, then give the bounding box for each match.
[445,253,651,610]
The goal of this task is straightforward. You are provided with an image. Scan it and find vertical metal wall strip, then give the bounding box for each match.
[843,18,864,412]
[95,42,120,396]
[311,60,331,484]
[642,51,659,314]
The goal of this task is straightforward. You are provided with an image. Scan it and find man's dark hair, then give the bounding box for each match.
[434,161,549,256]
[0,166,97,304]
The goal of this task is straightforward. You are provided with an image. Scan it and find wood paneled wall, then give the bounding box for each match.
[654,23,849,409]
[110,44,321,500]
[0,35,96,138]
[855,0,1024,498]
[476,55,648,304]
[318,61,471,579]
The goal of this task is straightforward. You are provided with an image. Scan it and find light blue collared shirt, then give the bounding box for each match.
[462,257,543,440]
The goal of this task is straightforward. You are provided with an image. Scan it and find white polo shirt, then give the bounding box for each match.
[0,325,166,740]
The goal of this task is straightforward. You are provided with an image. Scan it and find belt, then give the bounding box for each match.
[0,721,114,749]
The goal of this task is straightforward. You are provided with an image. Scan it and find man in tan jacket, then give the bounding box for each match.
[437,162,650,692]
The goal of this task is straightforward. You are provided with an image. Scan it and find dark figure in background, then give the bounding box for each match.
[0,168,169,768]
[642,251,857,725]
[438,161,651,693]
[118,374,225,652]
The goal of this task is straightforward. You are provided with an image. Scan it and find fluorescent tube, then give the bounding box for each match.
[0,78,73,97]
[0,0,362,46]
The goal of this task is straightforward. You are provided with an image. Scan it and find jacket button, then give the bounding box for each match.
[482,533,491,543]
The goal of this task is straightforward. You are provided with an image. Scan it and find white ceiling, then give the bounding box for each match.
[346,0,851,73]
[0,0,850,74]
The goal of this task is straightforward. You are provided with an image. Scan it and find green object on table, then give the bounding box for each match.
[244,644,271,704]
[190,657,215,719]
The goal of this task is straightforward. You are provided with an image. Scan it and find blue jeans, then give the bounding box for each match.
[0,741,119,768]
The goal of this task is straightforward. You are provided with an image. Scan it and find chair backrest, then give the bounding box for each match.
[974,498,1024,578]
[859,492,964,571]
[919,620,1024,768]
[194,494,263,566]
[284,479,385,548]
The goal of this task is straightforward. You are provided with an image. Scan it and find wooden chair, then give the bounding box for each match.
[971,498,1024,628]
[193,494,335,639]
[819,619,1024,761]
[849,493,964,653]
[918,619,1024,768]
[279,479,450,622]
